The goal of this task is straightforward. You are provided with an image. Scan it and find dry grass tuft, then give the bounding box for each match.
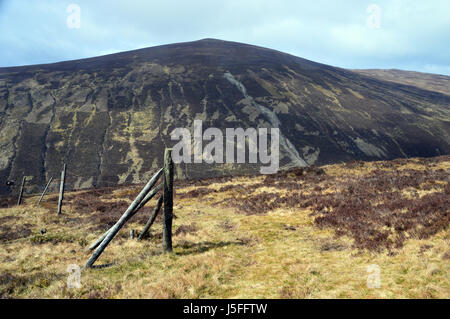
[0,155,448,298]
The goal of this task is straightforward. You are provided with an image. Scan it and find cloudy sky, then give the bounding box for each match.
[0,0,449,75]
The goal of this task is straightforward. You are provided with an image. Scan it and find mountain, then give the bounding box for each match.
[0,39,449,195]
[352,69,450,96]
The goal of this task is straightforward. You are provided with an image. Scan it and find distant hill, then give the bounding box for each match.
[0,39,449,195]
[352,69,450,96]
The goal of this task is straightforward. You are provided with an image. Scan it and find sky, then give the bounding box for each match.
[0,0,449,75]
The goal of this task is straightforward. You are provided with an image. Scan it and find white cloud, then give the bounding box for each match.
[0,0,448,75]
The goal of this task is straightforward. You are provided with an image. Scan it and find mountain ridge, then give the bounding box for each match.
[352,68,450,96]
[0,39,449,195]
[0,39,325,72]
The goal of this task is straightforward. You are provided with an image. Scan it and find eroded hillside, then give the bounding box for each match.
[1,39,449,195]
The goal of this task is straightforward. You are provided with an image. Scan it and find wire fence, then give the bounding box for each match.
[1,166,156,208]
[0,154,179,219]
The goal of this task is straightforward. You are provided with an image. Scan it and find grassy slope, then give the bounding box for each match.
[0,156,449,298]
[352,69,450,96]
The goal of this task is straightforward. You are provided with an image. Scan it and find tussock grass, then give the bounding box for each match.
[0,156,448,298]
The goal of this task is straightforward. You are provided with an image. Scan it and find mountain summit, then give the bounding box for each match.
[0,39,449,194]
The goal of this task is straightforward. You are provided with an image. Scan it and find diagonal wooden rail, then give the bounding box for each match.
[138,195,163,240]
[37,177,53,206]
[86,183,163,252]
[83,167,163,269]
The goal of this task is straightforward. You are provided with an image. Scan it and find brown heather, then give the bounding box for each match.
[0,155,448,298]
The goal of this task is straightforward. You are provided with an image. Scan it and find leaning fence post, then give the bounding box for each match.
[86,229,111,252]
[162,148,174,252]
[57,164,66,215]
[85,183,163,252]
[37,177,53,206]
[138,195,163,240]
[83,168,163,269]
[17,176,26,206]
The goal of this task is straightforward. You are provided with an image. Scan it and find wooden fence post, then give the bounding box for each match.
[57,164,66,215]
[162,148,174,252]
[37,177,53,205]
[17,176,26,206]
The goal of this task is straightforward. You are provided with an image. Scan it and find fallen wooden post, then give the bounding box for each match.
[83,168,163,269]
[162,148,174,252]
[37,177,53,205]
[17,176,26,206]
[130,229,135,239]
[57,164,66,215]
[86,183,163,252]
[138,195,163,240]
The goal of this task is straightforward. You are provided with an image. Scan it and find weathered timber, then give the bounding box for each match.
[37,177,53,205]
[17,176,26,206]
[86,228,111,252]
[137,195,163,240]
[83,168,163,268]
[85,183,163,252]
[57,164,66,215]
[162,148,174,252]
[134,183,163,212]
